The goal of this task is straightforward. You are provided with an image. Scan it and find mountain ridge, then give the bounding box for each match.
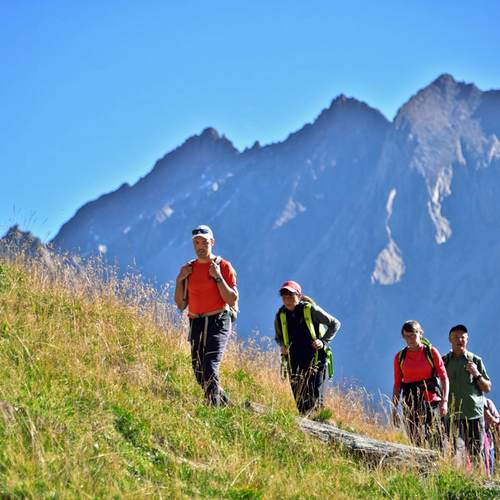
[3,74,500,401]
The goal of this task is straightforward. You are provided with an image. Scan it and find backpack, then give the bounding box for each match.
[442,350,480,388]
[442,350,474,367]
[279,298,334,378]
[301,296,327,337]
[398,337,435,372]
[398,338,441,397]
[183,256,239,322]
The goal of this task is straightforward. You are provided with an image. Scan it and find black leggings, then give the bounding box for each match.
[289,361,327,415]
[402,393,443,448]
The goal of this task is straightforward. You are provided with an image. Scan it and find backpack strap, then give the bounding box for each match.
[304,302,325,370]
[214,256,239,321]
[182,259,197,304]
[399,340,435,373]
[421,338,435,372]
[279,307,292,379]
[303,302,334,377]
[303,303,317,341]
[399,341,441,398]
[442,351,474,366]
[183,256,223,303]
[442,352,451,367]
[398,347,408,371]
[281,303,333,378]
[279,308,290,348]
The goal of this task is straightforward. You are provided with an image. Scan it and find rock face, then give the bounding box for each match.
[0,225,53,267]
[14,74,500,399]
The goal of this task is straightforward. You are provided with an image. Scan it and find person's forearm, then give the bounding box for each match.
[476,375,491,393]
[322,317,341,342]
[392,388,400,422]
[392,384,401,406]
[216,279,238,307]
[440,377,449,402]
[311,306,341,342]
[174,277,187,310]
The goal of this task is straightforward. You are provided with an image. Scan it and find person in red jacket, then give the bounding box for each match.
[392,320,449,447]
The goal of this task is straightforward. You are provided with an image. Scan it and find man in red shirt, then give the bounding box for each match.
[174,225,238,406]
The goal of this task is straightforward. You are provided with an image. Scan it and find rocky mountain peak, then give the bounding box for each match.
[390,74,490,246]
[0,225,51,261]
[431,73,457,90]
[4,75,500,403]
[179,126,238,155]
[292,94,390,142]
[396,74,481,126]
[3,224,39,244]
[200,126,221,140]
[323,94,370,116]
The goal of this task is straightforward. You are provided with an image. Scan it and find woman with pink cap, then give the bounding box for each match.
[274,280,341,415]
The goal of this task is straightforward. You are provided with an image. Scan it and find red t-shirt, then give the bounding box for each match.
[393,345,448,402]
[187,258,237,315]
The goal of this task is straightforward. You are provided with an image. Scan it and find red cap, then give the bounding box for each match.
[279,280,302,295]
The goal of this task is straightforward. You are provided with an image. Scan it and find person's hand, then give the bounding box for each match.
[311,339,324,351]
[485,407,494,425]
[484,407,500,426]
[177,263,193,281]
[439,399,448,417]
[209,260,222,280]
[465,361,480,378]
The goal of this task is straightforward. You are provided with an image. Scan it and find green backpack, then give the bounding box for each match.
[279,298,334,379]
[398,338,441,397]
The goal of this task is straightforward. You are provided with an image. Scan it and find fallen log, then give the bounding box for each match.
[246,401,437,469]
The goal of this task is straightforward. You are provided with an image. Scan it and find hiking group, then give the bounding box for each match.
[174,224,498,474]
[393,320,499,475]
[174,224,340,415]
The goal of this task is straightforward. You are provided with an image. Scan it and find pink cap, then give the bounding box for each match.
[279,280,302,295]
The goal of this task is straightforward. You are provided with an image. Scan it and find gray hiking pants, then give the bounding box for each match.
[189,310,231,406]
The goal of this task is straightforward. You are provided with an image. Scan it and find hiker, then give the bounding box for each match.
[443,324,491,464]
[392,320,449,447]
[274,280,341,416]
[174,225,238,406]
[484,399,499,476]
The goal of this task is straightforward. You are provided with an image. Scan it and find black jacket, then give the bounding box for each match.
[274,301,341,368]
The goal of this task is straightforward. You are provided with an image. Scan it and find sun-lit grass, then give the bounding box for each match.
[0,254,497,498]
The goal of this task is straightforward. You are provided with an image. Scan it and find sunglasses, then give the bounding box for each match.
[192,228,210,236]
[280,289,297,297]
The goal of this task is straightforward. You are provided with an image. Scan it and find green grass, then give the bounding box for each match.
[0,258,498,498]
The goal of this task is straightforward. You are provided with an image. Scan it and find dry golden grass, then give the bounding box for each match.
[0,252,496,497]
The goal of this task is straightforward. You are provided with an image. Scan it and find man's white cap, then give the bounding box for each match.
[191,225,214,240]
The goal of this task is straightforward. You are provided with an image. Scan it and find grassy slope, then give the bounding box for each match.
[0,259,497,498]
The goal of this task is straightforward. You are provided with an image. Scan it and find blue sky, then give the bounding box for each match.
[1,1,499,241]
